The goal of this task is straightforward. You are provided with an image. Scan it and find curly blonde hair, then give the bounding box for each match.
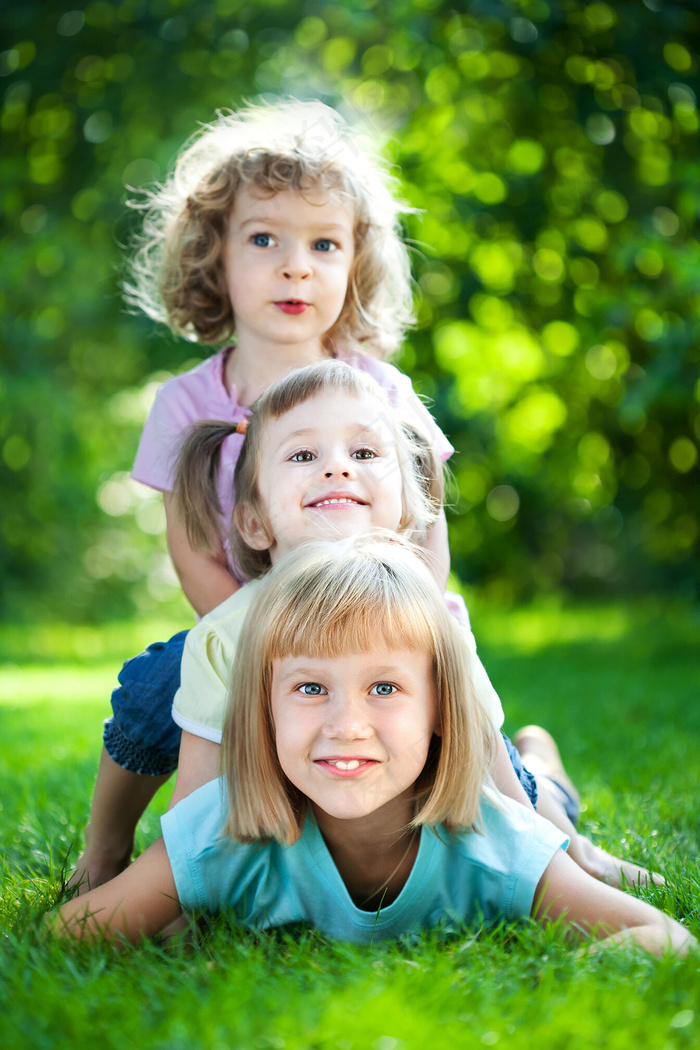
[124,99,415,358]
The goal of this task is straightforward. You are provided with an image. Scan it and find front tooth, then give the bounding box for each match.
[335,759,360,770]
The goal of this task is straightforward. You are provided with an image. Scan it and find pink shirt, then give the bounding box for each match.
[132,347,453,581]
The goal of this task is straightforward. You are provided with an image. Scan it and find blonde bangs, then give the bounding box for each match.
[265,573,444,666]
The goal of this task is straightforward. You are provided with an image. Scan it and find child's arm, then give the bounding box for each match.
[533,849,695,957]
[49,838,181,943]
[168,731,221,810]
[419,508,451,590]
[163,492,240,617]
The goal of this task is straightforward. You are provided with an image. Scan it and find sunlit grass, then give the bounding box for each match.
[0,603,698,1050]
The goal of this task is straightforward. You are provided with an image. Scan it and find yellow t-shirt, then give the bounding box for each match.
[172,580,504,743]
[172,579,261,742]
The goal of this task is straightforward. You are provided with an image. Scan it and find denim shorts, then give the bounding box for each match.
[103,630,189,777]
[501,732,538,809]
[537,774,579,828]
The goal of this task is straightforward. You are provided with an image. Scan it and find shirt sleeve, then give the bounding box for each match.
[488,799,570,920]
[131,376,195,493]
[171,622,230,743]
[161,778,230,911]
[450,797,569,925]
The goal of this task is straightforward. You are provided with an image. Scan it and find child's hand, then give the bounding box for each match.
[49,838,182,944]
[534,849,696,958]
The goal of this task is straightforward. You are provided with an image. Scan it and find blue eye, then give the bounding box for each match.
[299,682,327,696]
[370,683,396,696]
[251,233,273,247]
[313,239,336,252]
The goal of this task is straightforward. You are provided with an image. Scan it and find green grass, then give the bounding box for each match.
[1,602,698,1050]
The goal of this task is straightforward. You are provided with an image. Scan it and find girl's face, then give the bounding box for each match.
[271,646,437,829]
[239,391,406,561]
[226,186,355,356]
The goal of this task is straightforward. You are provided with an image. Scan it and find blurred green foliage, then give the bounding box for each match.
[1,0,699,621]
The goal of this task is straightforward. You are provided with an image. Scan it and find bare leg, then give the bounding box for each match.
[68,747,170,895]
[514,726,664,889]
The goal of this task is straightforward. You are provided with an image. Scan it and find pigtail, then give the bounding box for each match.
[173,420,246,553]
[402,421,445,514]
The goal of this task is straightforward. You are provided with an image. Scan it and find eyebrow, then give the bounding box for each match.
[274,666,326,686]
[274,662,417,686]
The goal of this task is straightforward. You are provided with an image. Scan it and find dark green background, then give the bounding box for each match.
[1,0,698,623]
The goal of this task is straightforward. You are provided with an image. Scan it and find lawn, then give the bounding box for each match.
[0,601,698,1050]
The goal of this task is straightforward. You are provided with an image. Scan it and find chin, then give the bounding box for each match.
[312,799,377,822]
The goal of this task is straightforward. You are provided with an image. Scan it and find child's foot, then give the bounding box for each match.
[513,724,580,814]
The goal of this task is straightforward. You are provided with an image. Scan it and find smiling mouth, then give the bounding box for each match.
[307,497,366,509]
[315,758,378,776]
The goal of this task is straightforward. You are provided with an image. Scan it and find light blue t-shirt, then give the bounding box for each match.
[161,779,568,944]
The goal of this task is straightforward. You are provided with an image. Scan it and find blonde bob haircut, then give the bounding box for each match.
[124,98,414,357]
[222,533,496,845]
[174,359,440,581]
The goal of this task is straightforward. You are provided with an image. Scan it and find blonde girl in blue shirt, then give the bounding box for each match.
[52,535,693,955]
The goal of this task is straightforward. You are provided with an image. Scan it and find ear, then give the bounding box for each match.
[235,503,274,552]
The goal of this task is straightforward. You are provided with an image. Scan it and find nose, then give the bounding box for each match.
[320,447,354,480]
[323,695,372,741]
[281,242,312,280]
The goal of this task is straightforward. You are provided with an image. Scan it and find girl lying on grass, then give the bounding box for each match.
[167,359,660,888]
[51,535,694,955]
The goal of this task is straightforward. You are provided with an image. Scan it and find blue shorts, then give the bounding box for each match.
[103,630,189,777]
[537,774,580,828]
[502,735,579,827]
[501,732,538,809]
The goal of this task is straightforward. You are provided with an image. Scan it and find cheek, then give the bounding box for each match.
[326,262,352,300]
[374,465,405,521]
[273,724,297,784]
[275,712,312,767]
